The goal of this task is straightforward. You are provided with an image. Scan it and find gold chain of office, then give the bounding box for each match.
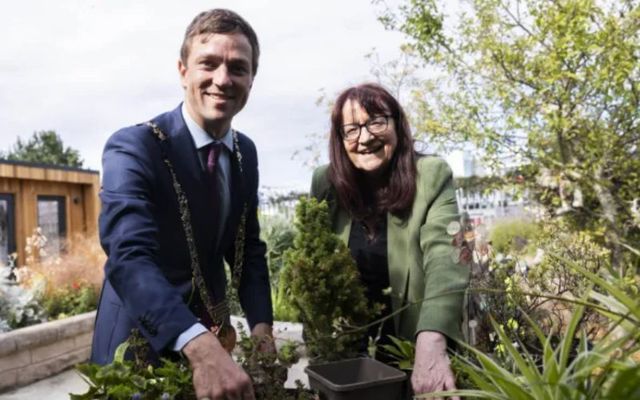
[145,121,248,350]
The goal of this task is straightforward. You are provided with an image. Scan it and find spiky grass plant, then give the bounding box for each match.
[419,253,640,399]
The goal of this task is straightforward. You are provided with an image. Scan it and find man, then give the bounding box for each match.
[91,9,272,400]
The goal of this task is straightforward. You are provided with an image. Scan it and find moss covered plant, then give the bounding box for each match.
[281,197,378,362]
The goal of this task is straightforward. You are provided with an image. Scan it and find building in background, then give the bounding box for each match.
[454,150,530,227]
[0,160,100,266]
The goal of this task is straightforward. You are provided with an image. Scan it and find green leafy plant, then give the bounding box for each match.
[420,249,640,399]
[470,220,612,360]
[41,281,99,320]
[72,325,315,400]
[378,335,415,371]
[422,305,638,399]
[260,214,298,321]
[489,220,541,255]
[72,332,192,400]
[281,197,379,362]
[377,0,640,271]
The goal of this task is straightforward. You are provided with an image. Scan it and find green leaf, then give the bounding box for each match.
[414,389,506,399]
[458,341,534,399]
[559,303,585,373]
[113,341,129,364]
[489,318,545,399]
[604,364,640,399]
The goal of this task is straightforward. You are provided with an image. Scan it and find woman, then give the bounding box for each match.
[310,83,469,397]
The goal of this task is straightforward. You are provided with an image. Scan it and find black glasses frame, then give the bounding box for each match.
[340,115,392,142]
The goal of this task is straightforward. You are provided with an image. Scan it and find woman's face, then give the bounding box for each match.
[341,99,398,176]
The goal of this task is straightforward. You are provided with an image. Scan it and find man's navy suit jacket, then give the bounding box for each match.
[91,105,272,365]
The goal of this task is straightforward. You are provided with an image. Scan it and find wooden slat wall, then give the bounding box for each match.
[0,163,100,266]
[0,163,97,184]
[82,175,101,235]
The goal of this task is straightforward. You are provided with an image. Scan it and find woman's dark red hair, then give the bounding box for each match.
[328,83,417,220]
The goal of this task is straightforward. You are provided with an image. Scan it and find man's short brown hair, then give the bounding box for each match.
[180,9,260,75]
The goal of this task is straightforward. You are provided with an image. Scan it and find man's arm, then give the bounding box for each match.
[100,127,197,351]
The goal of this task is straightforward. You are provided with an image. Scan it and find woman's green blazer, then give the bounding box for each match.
[310,156,470,342]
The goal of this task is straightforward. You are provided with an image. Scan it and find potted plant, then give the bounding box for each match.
[281,197,407,400]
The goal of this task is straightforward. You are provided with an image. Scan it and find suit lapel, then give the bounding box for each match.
[153,107,217,252]
[219,137,245,252]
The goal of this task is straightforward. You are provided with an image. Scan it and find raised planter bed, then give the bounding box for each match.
[0,311,96,392]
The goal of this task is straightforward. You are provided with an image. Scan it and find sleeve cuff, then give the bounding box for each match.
[171,323,209,352]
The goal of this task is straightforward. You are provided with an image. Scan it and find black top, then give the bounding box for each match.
[348,217,396,354]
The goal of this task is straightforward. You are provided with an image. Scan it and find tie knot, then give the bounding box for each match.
[206,142,223,174]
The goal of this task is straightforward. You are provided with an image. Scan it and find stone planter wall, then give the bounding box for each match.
[0,311,96,392]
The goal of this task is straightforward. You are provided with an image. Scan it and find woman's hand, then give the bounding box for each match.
[411,330,459,400]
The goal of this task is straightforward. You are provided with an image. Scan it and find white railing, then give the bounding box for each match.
[455,188,530,227]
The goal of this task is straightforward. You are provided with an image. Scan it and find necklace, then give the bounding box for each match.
[145,121,248,352]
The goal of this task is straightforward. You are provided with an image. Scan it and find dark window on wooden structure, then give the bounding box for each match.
[0,194,16,266]
[37,195,67,257]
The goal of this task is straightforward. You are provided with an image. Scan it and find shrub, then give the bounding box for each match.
[489,218,540,255]
[18,230,104,294]
[390,252,640,399]
[14,230,105,323]
[41,281,99,320]
[470,220,612,361]
[433,251,640,400]
[281,197,378,362]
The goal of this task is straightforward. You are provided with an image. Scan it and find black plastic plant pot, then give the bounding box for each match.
[304,357,407,400]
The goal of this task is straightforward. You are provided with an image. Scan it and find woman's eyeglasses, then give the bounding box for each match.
[340,115,391,142]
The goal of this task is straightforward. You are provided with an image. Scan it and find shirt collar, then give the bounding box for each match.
[181,102,234,152]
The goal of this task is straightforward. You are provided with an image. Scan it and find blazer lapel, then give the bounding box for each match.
[219,138,244,252]
[153,108,217,251]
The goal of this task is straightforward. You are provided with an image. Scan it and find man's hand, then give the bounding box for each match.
[411,330,459,400]
[251,322,276,354]
[183,331,255,400]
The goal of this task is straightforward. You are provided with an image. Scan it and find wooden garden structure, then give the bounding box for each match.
[0,159,100,266]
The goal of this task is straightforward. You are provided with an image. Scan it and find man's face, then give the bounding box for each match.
[178,32,254,138]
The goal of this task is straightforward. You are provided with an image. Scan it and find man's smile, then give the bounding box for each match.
[205,92,234,100]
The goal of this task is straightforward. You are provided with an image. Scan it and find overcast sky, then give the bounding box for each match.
[1,0,463,190]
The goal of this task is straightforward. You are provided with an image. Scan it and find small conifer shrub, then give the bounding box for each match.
[282,197,375,362]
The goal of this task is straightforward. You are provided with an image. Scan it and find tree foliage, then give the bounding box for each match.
[378,0,640,269]
[1,130,84,167]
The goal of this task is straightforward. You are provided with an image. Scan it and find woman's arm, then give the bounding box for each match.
[413,158,470,398]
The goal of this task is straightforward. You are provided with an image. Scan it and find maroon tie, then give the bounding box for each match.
[206,142,223,193]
